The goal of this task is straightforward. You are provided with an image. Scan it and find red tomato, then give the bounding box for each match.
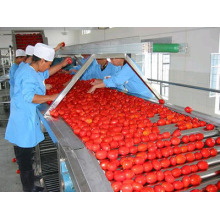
[201,148,211,158]
[111,182,122,192]
[143,161,153,173]
[206,184,218,192]
[113,134,124,142]
[162,132,171,139]
[107,162,118,171]
[118,147,130,156]
[134,157,145,165]
[12,158,16,163]
[210,148,217,156]
[134,175,146,185]
[149,133,158,141]
[105,171,114,180]
[160,158,171,168]
[137,143,148,152]
[129,146,138,154]
[114,171,126,182]
[156,171,165,181]
[164,140,171,147]
[132,182,143,192]
[191,189,201,192]
[162,182,174,192]
[122,160,133,170]
[121,183,133,192]
[141,186,154,192]
[170,157,177,166]
[124,170,135,180]
[190,174,202,186]
[131,165,144,175]
[195,141,204,150]
[107,150,119,160]
[181,165,192,175]
[171,168,182,178]
[156,140,164,148]
[100,160,109,170]
[100,143,111,151]
[182,135,189,143]
[147,152,156,160]
[197,161,209,170]
[185,106,192,113]
[205,138,215,147]
[155,150,163,159]
[206,124,214,130]
[176,154,186,164]
[146,172,157,184]
[161,148,170,158]
[216,181,220,189]
[152,160,161,171]
[173,146,181,154]
[171,137,181,146]
[216,137,220,145]
[196,133,204,141]
[186,153,196,162]
[189,134,196,142]
[182,176,191,188]
[165,174,175,183]
[195,152,203,160]
[154,185,165,192]
[180,145,188,153]
[95,150,107,160]
[172,130,181,137]
[159,99,165,104]
[173,181,184,190]
[191,164,199,173]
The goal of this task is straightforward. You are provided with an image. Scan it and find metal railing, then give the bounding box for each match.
[148,79,220,94]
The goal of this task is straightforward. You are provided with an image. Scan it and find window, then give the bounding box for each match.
[144,53,170,99]
[82,30,91,35]
[210,53,220,97]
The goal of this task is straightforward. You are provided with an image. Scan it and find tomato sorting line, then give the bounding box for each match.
[43,72,220,192]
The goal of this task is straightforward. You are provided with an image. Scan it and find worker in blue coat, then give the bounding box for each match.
[87,58,154,99]
[9,49,26,98]
[69,54,90,73]
[12,45,69,163]
[5,43,58,192]
[80,58,122,80]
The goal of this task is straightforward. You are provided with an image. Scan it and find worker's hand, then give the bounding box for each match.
[45,84,52,90]
[50,93,59,101]
[54,42,65,52]
[87,85,97,94]
[91,79,103,85]
[71,69,78,73]
[63,80,71,87]
[61,57,72,68]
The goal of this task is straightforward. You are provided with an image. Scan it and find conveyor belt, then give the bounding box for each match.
[38,132,60,192]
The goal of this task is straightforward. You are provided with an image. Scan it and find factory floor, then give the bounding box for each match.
[0,123,23,192]
[0,85,23,192]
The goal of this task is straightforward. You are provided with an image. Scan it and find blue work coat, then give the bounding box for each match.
[9,63,19,98]
[5,64,49,148]
[81,61,122,80]
[103,62,154,99]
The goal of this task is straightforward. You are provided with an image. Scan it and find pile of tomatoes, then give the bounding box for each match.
[15,33,43,50]
[46,73,219,192]
[191,180,220,192]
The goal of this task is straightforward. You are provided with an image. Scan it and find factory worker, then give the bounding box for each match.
[5,43,58,192]
[80,58,122,80]
[9,49,26,98]
[69,54,91,73]
[87,58,154,99]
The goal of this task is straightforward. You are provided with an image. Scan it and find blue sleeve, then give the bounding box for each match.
[103,64,133,88]
[80,60,100,80]
[21,73,38,103]
[42,70,49,79]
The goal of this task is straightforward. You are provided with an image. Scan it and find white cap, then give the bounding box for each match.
[25,45,34,56]
[15,49,26,57]
[33,43,55,62]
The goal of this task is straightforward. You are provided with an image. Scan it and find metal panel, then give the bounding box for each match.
[56,42,153,55]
